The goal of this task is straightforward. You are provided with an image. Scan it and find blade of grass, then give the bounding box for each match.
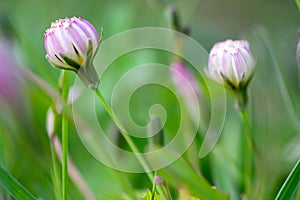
[296,0,300,10]
[259,30,300,132]
[0,165,37,200]
[275,159,300,200]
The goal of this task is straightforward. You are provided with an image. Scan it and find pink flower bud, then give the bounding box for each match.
[154,175,163,185]
[44,17,100,89]
[206,39,255,90]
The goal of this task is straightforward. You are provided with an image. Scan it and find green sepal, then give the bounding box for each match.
[78,30,103,89]
[232,87,248,111]
[61,56,81,71]
[50,63,77,73]
[85,28,104,66]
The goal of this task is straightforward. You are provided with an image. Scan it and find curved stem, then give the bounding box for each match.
[95,88,152,174]
[95,88,167,198]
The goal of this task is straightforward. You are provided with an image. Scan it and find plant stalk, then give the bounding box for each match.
[62,71,70,200]
[95,88,167,199]
[239,109,260,198]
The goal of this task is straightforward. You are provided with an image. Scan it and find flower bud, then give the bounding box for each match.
[44,17,100,89]
[206,40,255,109]
[153,175,163,185]
[206,39,255,90]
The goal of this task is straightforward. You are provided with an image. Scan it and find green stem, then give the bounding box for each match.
[295,185,300,200]
[62,72,70,200]
[95,88,167,198]
[62,113,68,200]
[95,88,152,176]
[239,109,260,198]
[240,110,259,157]
[151,172,157,200]
[50,143,62,200]
[162,182,172,200]
[233,88,248,111]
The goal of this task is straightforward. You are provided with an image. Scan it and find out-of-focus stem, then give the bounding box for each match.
[163,183,172,200]
[50,141,61,200]
[47,108,97,200]
[52,133,97,200]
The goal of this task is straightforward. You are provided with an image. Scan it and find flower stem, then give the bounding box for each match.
[233,88,248,111]
[151,171,157,200]
[94,88,167,198]
[62,71,70,200]
[50,143,61,200]
[95,88,152,174]
[239,109,260,198]
[163,182,172,200]
[240,110,259,157]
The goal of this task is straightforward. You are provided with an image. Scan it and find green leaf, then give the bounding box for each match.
[178,188,200,200]
[275,159,300,200]
[0,165,38,200]
[296,0,300,10]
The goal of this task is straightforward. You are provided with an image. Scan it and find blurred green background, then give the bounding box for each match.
[0,0,299,199]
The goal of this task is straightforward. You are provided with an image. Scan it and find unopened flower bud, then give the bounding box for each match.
[206,39,255,109]
[206,39,255,89]
[154,175,163,185]
[44,17,101,89]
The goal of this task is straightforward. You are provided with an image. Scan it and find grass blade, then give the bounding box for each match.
[258,30,300,132]
[275,159,300,200]
[296,0,300,11]
[0,165,37,200]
